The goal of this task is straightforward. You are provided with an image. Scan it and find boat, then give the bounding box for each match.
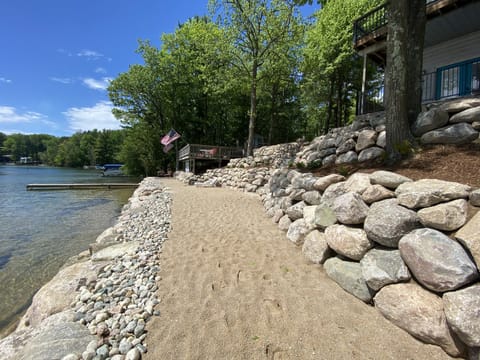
[101,164,125,176]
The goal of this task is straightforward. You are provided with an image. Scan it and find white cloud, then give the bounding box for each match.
[95,67,107,74]
[0,77,12,84]
[63,101,121,132]
[77,49,104,60]
[83,77,112,91]
[50,77,74,84]
[0,106,46,124]
[57,48,73,56]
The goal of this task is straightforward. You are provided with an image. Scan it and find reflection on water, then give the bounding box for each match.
[0,165,137,335]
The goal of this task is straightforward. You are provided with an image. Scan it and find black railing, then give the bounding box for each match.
[353,3,387,45]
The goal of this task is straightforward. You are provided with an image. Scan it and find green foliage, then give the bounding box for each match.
[301,0,383,136]
[393,140,415,158]
[307,159,322,170]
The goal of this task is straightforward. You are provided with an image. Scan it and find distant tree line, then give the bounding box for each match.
[0,130,124,168]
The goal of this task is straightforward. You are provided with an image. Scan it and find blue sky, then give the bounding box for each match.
[0,1,316,137]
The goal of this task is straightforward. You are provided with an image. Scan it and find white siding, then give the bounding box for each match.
[423,30,480,73]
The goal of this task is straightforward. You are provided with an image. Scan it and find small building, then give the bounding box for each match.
[354,0,480,114]
[178,144,244,174]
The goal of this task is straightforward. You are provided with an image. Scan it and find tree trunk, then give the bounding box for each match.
[247,60,258,156]
[268,82,278,145]
[385,1,426,162]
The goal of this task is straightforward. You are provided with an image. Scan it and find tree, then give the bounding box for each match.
[302,0,382,136]
[384,1,426,162]
[209,0,301,155]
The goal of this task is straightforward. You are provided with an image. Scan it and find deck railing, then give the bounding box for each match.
[178,144,244,162]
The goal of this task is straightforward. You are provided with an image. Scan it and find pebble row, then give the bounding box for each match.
[64,178,172,360]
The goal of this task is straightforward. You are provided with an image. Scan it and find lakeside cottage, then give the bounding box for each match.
[355,0,480,114]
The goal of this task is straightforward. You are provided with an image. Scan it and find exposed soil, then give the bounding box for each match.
[313,143,480,189]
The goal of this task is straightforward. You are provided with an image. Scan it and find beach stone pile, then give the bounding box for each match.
[0,178,171,360]
[227,142,300,169]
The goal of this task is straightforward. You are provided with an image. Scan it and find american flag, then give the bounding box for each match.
[161,129,181,146]
[163,143,174,153]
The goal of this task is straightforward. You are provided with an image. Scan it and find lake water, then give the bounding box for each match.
[0,165,138,335]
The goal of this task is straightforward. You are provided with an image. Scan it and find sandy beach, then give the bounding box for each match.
[144,178,451,360]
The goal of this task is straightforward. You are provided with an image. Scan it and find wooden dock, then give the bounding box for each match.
[26,183,139,191]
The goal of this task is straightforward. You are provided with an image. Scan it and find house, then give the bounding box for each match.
[354,0,480,114]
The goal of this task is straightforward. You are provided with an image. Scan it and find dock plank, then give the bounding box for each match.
[26,183,139,191]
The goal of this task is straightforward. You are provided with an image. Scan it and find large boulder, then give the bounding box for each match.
[285,201,307,221]
[336,138,356,155]
[303,204,337,230]
[439,98,480,113]
[374,282,466,357]
[355,129,377,151]
[278,214,292,232]
[313,174,345,192]
[417,199,468,231]
[18,261,101,330]
[369,170,412,190]
[399,228,478,292]
[411,108,449,136]
[301,190,322,205]
[470,189,480,206]
[449,106,480,123]
[323,257,373,302]
[286,218,310,245]
[321,182,348,208]
[361,184,395,204]
[357,147,385,163]
[344,173,371,195]
[443,284,480,347]
[376,130,386,148]
[302,230,332,264]
[360,248,410,291]
[420,123,478,145]
[455,211,480,268]
[332,192,369,225]
[395,179,471,209]
[325,224,372,261]
[364,199,421,247]
[335,151,358,165]
[0,311,96,360]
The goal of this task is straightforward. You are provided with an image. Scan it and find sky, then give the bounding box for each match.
[0,1,317,137]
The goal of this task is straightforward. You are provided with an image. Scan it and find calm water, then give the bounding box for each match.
[0,165,138,334]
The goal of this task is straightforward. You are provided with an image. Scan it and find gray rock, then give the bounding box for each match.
[278,215,292,231]
[302,230,332,264]
[323,257,373,302]
[318,147,336,158]
[443,284,480,347]
[335,151,358,165]
[395,179,471,209]
[357,147,385,163]
[455,211,480,268]
[369,170,412,190]
[322,154,336,166]
[360,249,410,291]
[91,241,140,261]
[356,129,377,151]
[285,201,307,221]
[318,137,336,150]
[473,121,480,131]
[336,138,356,155]
[420,123,479,145]
[417,199,468,231]
[439,98,480,113]
[313,174,345,192]
[303,204,337,230]
[361,184,395,204]
[470,189,480,206]
[374,282,466,357]
[272,208,284,223]
[399,228,479,292]
[376,130,386,148]
[332,192,369,225]
[96,344,110,359]
[286,219,310,245]
[449,106,480,123]
[291,174,316,191]
[302,190,322,205]
[15,311,96,360]
[364,199,421,247]
[321,182,348,208]
[412,108,449,136]
[325,224,372,261]
[344,173,371,195]
[126,348,141,360]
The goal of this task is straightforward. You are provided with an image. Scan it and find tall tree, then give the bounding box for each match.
[209,0,300,155]
[384,1,426,162]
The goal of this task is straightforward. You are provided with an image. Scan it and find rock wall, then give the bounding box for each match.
[177,96,480,358]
